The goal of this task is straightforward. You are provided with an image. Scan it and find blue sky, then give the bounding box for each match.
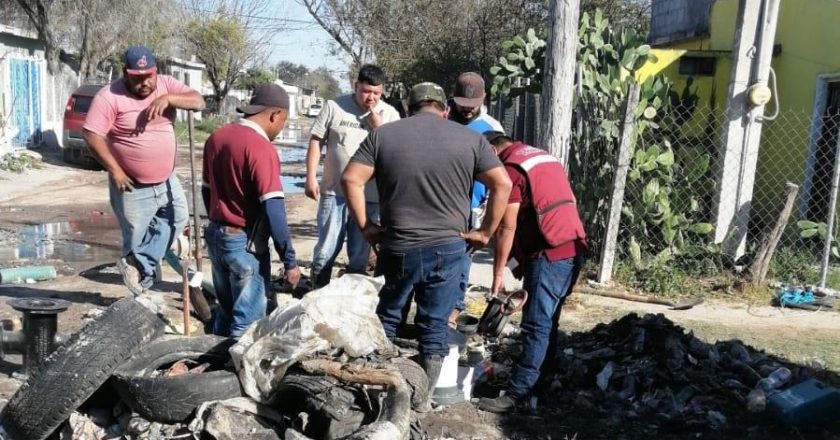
[265,1,353,91]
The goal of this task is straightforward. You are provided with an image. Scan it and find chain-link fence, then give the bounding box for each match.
[492,88,840,294]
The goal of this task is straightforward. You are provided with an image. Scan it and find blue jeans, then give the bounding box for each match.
[205,222,272,339]
[109,174,188,285]
[311,194,379,287]
[455,257,471,312]
[377,240,467,356]
[508,253,582,398]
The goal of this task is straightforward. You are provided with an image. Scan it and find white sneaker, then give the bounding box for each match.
[117,256,145,296]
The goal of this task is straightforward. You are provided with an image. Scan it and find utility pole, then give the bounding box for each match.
[714,0,781,258]
[539,0,580,165]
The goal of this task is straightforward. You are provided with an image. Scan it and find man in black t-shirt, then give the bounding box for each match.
[341,82,512,408]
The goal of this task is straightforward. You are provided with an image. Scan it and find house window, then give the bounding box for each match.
[679,57,716,76]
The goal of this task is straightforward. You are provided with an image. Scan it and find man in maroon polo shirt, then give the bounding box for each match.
[202,84,301,338]
[477,131,587,413]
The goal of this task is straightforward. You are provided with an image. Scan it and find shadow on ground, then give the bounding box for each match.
[0,286,117,307]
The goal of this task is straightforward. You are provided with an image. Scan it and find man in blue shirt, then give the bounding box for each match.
[448,72,504,326]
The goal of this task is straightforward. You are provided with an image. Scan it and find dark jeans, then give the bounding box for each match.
[508,253,582,398]
[377,240,468,356]
[455,257,470,311]
[205,222,271,339]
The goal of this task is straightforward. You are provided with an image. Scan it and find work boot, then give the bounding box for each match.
[417,354,444,412]
[477,393,518,414]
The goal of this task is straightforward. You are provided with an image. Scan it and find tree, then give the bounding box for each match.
[298,0,371,67]
[76,0,174,81]
[236,67,276,91]
[184,15,249,105]
[540,0,580,164]
[181,0,287,104]
[12,0,65,73]
[275,61,310,84]
[299,0,546,90]
[581,0,651,35]
[9,0,173,79]
[307,67,341,101]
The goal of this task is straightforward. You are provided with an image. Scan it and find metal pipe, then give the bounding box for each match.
[0,330,66,356]
[8,298,70,375]
[0,266,57,285]
[819,127,840,287]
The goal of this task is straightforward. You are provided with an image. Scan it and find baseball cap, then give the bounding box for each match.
[483,130,512,144]
[453,72,486,107]
[408,82,446,107]
[237,84,290,115]
[124,46,157,75]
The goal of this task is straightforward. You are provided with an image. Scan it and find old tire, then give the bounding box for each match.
[387,357,429,411]
[276,372,372,439]
[112,335,242,423]
[0,299,166,440]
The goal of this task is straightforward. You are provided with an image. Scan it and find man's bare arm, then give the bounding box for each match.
[166,90,205,111]
[84,129,134,192]
[305,135,323,200]
[492,203,520,294]
[145,90,205,120]
[341,162,377,243]
[462,166,512,249]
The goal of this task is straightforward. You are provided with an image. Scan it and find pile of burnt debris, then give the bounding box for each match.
[480,313,840,439]
[2,277,839,440]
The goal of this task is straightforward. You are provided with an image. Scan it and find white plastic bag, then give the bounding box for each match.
[230,274,390,402]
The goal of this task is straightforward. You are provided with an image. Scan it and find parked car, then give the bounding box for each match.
[307,104,323,118]
[62,84,104,168]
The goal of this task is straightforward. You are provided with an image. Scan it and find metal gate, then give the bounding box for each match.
[10,58,42,148]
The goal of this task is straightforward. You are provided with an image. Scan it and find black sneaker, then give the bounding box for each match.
[477,394,518,413]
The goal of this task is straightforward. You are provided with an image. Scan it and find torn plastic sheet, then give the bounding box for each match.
[230,274,391,402]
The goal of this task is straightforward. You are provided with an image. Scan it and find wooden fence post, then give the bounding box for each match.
[749,182,799,283]
[597,83,641,284]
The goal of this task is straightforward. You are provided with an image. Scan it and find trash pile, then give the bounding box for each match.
[480,312,840,438]
[0,275,423,440]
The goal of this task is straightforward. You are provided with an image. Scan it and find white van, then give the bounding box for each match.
[307,104,323,117]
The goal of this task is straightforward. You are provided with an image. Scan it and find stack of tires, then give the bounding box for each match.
[0,298,425,440]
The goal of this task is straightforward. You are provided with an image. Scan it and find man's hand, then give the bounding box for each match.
[361,223,381,247]
[491,273,505,296]
[461,229,492,253]
[285,266,301,288]
[111,168,135,192]
[304,177,320,201]
[366,109,383,129]
[145,95,171,120]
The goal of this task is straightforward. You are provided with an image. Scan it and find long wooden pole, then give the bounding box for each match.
[539,0,580,165]
[182,111,200,336]
[597,83,640,284]
[749,182,798,283]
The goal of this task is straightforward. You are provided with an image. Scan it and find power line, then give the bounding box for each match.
[195,7,315,25]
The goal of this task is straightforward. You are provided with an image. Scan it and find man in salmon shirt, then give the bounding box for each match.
[84,46,205,295]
